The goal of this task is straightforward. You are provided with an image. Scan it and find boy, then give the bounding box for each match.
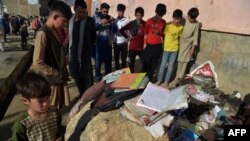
[31,16,40,38]
[20,22,28,50]
[30,0,72,108]
[156,9,183,87]
[142,3,166,81]
[68,0,96,98]
[113,3,130,70]
[94,2,114,82]
[0,19,5,52]
[12,72,62,141]
[120,7,145,73]
[175,8,200,83]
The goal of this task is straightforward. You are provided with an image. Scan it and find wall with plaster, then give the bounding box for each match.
[98,0,250,35]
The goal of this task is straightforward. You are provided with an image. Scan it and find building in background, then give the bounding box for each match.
[2,0,95,17]
[2,0,40,16]
[0,0,7,14]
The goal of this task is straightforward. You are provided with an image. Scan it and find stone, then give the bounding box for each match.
[65,102,168,141]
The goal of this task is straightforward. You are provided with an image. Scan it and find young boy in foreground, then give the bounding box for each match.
[12,72,62,141]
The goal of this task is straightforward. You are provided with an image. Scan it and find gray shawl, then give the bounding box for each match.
[68,15,87,63]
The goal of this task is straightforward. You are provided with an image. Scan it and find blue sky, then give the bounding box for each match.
[28,0,38,5]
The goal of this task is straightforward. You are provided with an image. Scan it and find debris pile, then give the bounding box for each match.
[66,61,250,141]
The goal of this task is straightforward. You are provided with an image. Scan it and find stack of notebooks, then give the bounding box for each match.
[120,95,158,126]
[103,68,149,91]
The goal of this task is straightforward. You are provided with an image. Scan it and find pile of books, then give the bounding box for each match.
[120,82,189,138]
[104,69,189,138]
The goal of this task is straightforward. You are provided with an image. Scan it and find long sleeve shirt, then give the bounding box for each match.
[120,20,146,51]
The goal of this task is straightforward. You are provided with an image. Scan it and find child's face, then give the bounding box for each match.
[25,96,51,113]
[135,12,143,22]
[101,8,109,16]
[172,17,181,25]
[117,10,124,18]
[74,6,87,19]
[54,15,68,30]
[188,16,196,23]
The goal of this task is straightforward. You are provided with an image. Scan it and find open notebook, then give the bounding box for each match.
[136,82,188,112]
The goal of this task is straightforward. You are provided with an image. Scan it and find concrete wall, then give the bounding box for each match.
[99,0,250,35]
[4,0,40,16]
[197,31,250,95]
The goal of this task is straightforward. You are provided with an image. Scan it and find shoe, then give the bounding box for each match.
[160,82,169,88]
[155,81,162,86]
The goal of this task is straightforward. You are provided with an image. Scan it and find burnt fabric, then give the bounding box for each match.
[68,89,142,141]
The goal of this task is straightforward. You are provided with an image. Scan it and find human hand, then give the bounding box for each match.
[128,36,133,41]
[143,44,147,50]
[100,19,109,25]
[68,99,87,119]
[55,137,62,141]
[109,17,115,22]
[189,52,194,61]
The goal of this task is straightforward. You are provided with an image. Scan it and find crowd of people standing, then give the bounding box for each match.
[0,13,46,51]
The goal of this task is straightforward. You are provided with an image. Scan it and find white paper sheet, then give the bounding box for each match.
[136,82,170,112]
[136,82,188,112]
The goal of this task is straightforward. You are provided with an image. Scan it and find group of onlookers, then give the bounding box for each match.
[92,2,199,89]
[11,0,200,140]
[0,13,44,51]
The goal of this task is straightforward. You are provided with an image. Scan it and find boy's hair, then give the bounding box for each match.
[101,2,110,10]
[74,0,87,9]
[135,7,144,15]
[48,0,72,20]
[100,14,110,20]
[173,9,183,19]
[16,72,51,99]
[155,3,167,17]
[117,4,126,12]
[188,7,199,19]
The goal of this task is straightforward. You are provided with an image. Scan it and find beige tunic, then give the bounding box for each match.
[31,27,70,108]
[0,24,4,51]
[177,18,200,62]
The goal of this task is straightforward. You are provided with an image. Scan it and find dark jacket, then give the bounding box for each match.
[69,16,96,79]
